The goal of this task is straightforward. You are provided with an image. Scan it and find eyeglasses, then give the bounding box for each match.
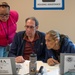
[25,25,35,29]
[0,14,9,18]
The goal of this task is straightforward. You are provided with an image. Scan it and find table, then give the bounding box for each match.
[16,60,59,75]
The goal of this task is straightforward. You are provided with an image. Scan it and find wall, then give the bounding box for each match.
[0,0,75,42]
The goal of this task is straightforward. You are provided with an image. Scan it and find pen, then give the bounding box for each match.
[51,56,53,59]
[51,56,57,65]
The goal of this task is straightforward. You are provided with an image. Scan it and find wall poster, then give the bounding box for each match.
[34,0,64,10]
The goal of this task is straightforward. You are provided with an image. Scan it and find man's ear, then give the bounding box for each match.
[36,26,38,30]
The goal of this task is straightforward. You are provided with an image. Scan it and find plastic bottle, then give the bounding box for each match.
[29,53,37,75]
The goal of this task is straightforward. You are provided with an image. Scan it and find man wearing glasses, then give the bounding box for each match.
[8,17,46,63]
[0,2,19,57]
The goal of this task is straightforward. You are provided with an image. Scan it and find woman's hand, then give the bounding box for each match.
[47,58,59,66]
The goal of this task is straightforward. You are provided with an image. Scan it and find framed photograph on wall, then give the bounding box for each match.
[34,0,64,10]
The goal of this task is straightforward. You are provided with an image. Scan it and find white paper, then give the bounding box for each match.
[17,60,59,75]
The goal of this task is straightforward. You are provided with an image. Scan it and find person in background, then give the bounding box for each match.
[45,30,75,66]
[8,17,46,63]
[0,2,19,57]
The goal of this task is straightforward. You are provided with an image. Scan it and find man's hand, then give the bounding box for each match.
[47,58,59,66]
[15,56,25,63]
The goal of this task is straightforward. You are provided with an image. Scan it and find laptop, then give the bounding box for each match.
[60,53,75,75]
[0,57,17,75]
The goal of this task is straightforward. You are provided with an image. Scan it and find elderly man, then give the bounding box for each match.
[8,17,47,63]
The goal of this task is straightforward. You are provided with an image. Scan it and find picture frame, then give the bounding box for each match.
[0,57,17,75]
[34,0,64,10]
[60,53,75,75]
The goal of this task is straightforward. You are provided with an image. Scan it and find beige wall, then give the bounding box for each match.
[0,0,75,42]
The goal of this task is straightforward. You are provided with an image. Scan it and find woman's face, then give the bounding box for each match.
[45,34,56,49]
[0,7,10,22]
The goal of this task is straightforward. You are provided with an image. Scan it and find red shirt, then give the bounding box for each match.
[23,32,39,60]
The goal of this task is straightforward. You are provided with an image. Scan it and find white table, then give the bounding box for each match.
[16,60,60,75]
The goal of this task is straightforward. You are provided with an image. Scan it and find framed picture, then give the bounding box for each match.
[34,0,64,10]
[42,0,55,2]
[60,53,75,75]
[0,57,17,75]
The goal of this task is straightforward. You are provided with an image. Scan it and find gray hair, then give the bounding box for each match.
[25,17,39,26]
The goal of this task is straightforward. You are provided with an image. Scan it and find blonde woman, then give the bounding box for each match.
[45,30,75,66]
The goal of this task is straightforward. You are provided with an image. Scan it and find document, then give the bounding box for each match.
[0,59,12,74]
[64,55,75,73]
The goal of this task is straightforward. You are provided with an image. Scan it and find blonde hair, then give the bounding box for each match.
[46,30,60,40]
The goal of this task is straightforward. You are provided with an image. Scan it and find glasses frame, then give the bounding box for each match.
[0,13,10,18]
[25,25,36,29]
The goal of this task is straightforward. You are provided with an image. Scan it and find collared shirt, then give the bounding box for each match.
[23,32,39,60]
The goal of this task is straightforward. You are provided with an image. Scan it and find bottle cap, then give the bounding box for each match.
[30,53,37,62]
[30,53,37,57]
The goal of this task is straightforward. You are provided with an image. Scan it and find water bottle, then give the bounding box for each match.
[29,53,37,75]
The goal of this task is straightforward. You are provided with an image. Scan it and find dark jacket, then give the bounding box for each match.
[8,31,46,62]
[45,35,75,62]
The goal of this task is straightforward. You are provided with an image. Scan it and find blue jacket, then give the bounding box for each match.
[8,31,47,62]
[45,35,75,62]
